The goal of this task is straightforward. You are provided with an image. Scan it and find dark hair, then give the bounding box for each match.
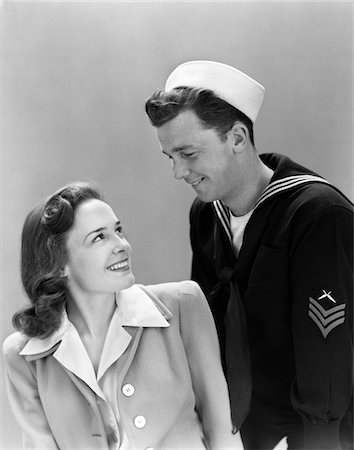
[145,87,254,145]
[13,181,103,338]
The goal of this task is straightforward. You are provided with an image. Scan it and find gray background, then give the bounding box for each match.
[1,1,352,448]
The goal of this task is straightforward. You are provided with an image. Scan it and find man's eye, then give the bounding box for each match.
[182,152,195,159]
[93,233,104,242]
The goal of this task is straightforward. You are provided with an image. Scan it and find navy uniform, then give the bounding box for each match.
[190,152,353,450]
[146,59,353,449]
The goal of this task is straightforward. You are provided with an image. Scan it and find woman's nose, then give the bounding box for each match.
[112,235,127,254]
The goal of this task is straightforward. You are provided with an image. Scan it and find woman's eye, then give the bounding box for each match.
[93,233,104,243]
[115,226,123,235]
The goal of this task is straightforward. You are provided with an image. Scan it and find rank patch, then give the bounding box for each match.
[308,297,346,338]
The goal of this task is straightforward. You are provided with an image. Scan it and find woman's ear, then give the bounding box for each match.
[60,267,68,279]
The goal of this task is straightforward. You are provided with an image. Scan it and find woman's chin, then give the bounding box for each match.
[117,273,135,291]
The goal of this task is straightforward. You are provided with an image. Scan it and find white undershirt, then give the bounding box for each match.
[229,209,254,256]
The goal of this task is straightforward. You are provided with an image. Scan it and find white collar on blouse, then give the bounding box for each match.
[20,284,171,357]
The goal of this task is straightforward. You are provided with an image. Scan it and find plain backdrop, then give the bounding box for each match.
[0,1,352,448]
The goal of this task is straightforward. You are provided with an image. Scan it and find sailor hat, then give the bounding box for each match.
[165,60,265,123]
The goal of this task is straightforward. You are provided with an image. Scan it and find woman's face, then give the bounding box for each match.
[64,199,135,296]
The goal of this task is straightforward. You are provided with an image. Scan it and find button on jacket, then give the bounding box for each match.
[3,281,238,449]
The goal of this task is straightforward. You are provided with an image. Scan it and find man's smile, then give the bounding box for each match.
[189,178,204,187]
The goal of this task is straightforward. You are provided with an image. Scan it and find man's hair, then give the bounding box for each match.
[145,86,254,145]
[13,181,102,338]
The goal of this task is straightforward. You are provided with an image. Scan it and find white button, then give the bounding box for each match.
[134,415,146,428]
[122,383,135,397]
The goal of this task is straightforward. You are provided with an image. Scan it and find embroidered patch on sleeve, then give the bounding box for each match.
[308,294,346,338]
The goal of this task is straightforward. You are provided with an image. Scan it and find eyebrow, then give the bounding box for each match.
[162,145,195,156]
[84,221,121,242]
[84,227,106,243]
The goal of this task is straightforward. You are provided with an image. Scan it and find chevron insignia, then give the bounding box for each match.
[308,297,346,338]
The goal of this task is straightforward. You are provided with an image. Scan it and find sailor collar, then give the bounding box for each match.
[213,153,330,243]
[20,284,171,357]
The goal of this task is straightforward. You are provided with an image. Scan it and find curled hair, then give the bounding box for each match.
[145,87,254,145]
[13,181,103,338]
[41,194,73,233]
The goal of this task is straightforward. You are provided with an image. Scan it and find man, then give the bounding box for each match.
[145,60,353,450]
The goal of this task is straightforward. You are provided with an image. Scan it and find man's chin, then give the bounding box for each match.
[195,191,216,203]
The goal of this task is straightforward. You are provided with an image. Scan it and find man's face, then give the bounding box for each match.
[156,109,243,205]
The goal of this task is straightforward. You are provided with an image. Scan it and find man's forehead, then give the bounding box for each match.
[157,129,198,156]
[156,112,206,154]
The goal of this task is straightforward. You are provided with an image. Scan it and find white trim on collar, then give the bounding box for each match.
[20,284,170,356]
[213,200,232,242]
[213,174,330,243]
[254,174,330,209]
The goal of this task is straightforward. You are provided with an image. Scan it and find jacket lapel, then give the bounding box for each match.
[112,327,144,387]
[53,324,106,400]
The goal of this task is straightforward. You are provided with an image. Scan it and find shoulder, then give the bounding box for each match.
[277,183,353,229]
[145,280,206,312]
[290,182,352,212]
[3,332,29,362]
[146,280,203,300]
[276,183,353,247]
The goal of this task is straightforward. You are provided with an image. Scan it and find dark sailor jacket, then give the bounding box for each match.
[190,153,353,450]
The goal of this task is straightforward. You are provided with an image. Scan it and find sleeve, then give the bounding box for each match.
[178,281,244,450]
[290,204,353,450]
[2,335,59,449]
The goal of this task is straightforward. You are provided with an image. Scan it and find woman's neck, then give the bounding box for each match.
[66,291,117,338]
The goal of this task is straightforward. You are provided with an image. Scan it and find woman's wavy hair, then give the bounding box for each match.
[145,86,254,145]
[13,181,102,338]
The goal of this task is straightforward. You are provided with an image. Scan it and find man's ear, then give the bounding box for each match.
[229,122,248,153]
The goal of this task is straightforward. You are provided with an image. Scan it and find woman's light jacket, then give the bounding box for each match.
[3,280,240,449]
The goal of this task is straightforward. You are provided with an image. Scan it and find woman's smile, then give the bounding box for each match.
[65,199,135,294]
[106,258,129,271]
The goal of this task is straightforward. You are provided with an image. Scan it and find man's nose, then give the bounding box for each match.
[172,159,189,180]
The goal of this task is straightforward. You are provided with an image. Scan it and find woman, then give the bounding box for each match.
[3,181,243,450]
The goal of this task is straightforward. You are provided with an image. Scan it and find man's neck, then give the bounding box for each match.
[227,160,274,216]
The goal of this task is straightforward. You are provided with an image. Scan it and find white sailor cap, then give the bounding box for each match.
[165,60,265,123]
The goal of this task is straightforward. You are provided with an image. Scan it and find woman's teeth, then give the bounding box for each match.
[107,260,128,271]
